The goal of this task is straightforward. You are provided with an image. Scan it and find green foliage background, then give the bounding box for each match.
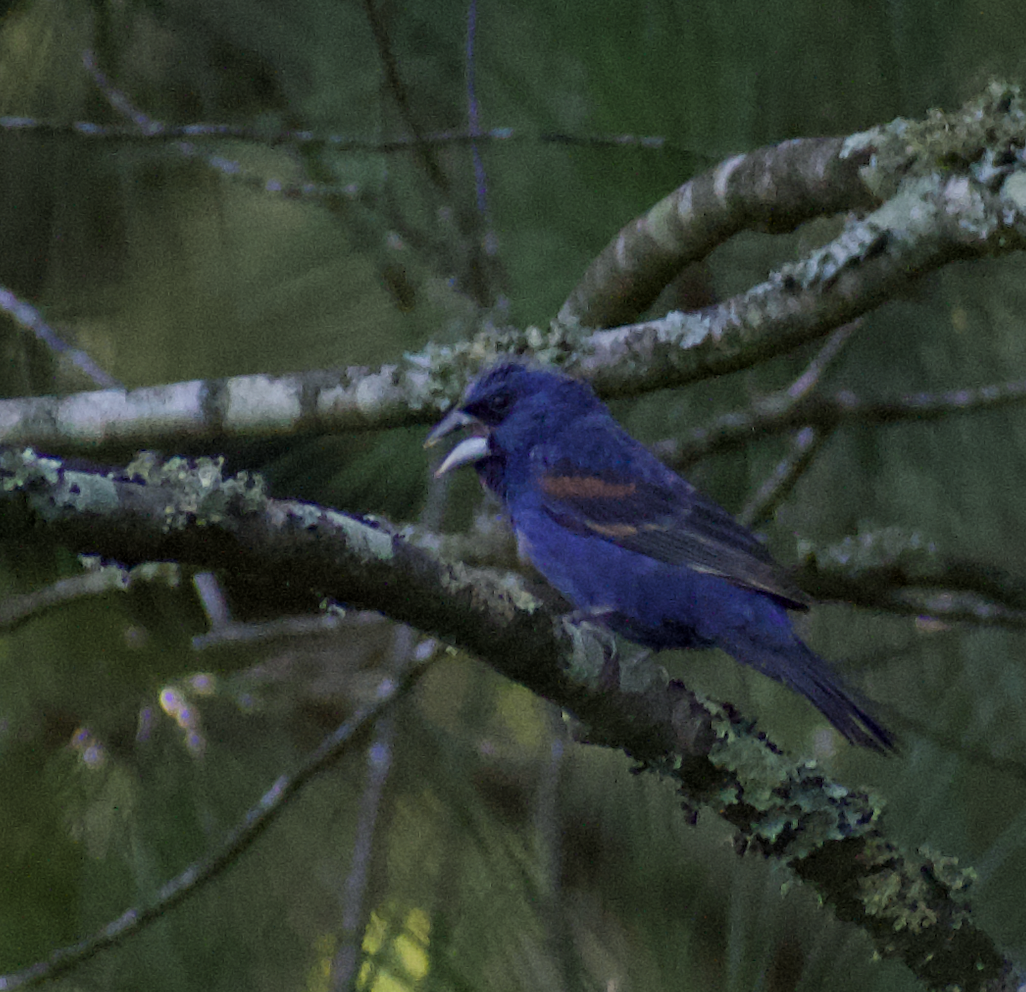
[1,1,1026,990]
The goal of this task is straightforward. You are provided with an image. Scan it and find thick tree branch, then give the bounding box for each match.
[558,135,876,328]
[4,88,1026,452]
[559,81,1026,328]
[0,446,1019,991]
[574,173,1026,396]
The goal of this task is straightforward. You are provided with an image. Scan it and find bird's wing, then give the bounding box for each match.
[529,433,811,610]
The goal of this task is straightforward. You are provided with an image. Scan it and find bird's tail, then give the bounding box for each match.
[723,634,894,752]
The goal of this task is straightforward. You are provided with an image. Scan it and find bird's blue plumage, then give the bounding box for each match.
[429,362,893,752]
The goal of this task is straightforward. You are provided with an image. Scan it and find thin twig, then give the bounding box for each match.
[0,650,439,990]
[655,376,1026,469]
[81,50,160,134]
[360,0,450,196]
[330,470,452,990]
[740,426,832,528]
[0,285,120,389]
[464,0,507,316]
[738,322,859,525]
[330,711,396,992]
[0,561,179,633]
[0,113,703,157]
[785,320,861,400]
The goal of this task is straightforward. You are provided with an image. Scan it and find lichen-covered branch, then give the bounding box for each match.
[0,180,1018,453]
[559,81,1026,329]
[558,135,876,328]
[796,526,1026,627]
[0,446,1018,991]
[0,364,456,451]
[573,172,1026,397]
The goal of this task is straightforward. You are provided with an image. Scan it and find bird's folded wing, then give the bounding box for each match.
[531,449,810,610]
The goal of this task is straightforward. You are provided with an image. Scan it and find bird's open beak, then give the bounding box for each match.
[424,408,475,447]
[425,408,492,478]
[433,435,491,477]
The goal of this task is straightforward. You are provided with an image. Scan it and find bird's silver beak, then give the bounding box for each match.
[433,435,491,477]
[424,408,475,447]
[425,408,492,478]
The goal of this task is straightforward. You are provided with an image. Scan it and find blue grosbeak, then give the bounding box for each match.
[427,362,893,752]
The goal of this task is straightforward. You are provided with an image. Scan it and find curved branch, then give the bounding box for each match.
[574,173,1026,396]
[3,178,1024,456]
[558,135,877,328]
[559,81,1026,329]
[0,446,1018,991]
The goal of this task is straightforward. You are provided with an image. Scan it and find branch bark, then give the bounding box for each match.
[0,179,1021,453]
[0,445,1019,992]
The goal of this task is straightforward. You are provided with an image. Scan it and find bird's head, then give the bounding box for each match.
[425,362,598,481]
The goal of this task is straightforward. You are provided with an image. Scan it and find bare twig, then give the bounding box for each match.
[331,709,396,992]
[0,653,438,990]
[0,560,179,633]
[737,322,859,526]
[330,450,452,990]
[785,321,861,400]
[740,426,831,528]
[360,0,450,196]
[0,284,120,389]
[81,50,160,134]
[655,376,1026,468]
[0,111,706,159]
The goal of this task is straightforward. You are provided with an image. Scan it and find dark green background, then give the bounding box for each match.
[1,1,1025,989]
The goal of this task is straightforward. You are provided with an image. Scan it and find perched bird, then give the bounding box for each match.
[427,362,893,752]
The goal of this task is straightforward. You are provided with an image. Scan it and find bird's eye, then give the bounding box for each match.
[471,391,513,423]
